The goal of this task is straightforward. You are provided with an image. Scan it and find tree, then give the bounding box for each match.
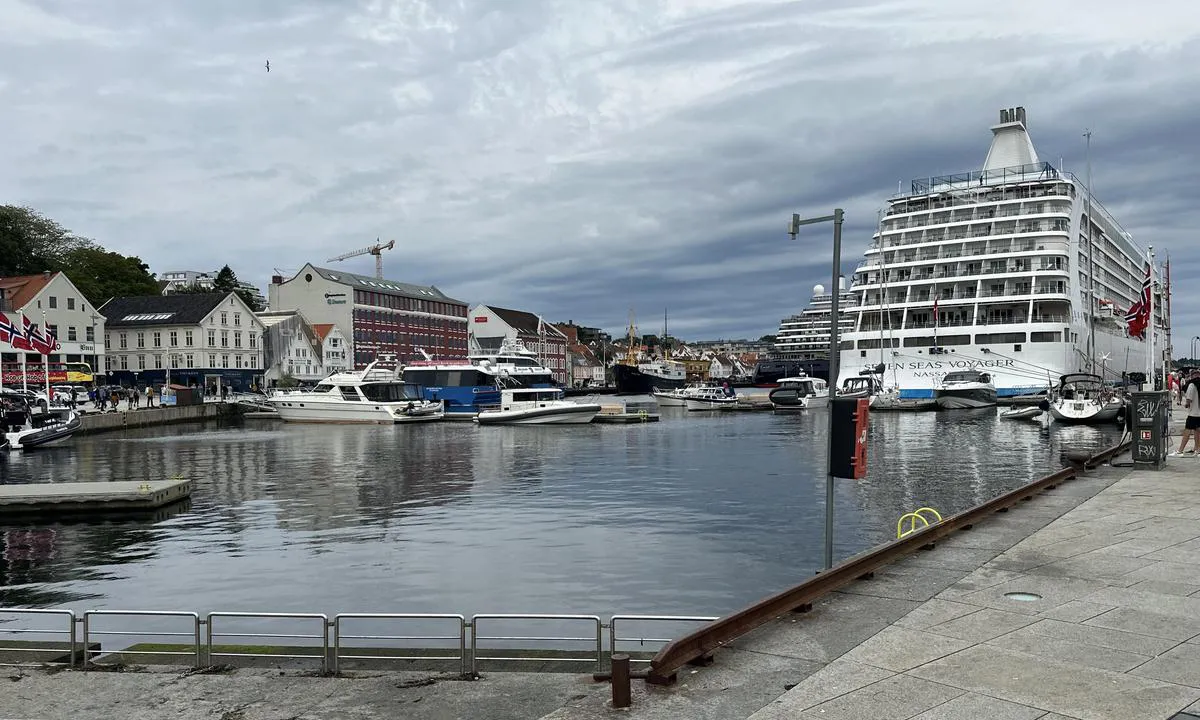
[0,205,94,276]
[211,264,264,311]
[759,335,777,343]
[61,247,160,306]
[277,370,299,388]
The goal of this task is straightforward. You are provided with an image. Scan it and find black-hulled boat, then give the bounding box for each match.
[612,360,687,395]
[752,357,829,386]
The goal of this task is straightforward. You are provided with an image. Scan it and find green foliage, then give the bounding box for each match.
[60,247,159,306]
[0,205,95,276]
[759,335,777,343]
[211,264,264,311]
[277,370,299,388]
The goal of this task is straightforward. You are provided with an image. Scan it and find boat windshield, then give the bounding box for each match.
[309,384,334,393]
[943,371,989,383]
[510,390,562,402]
[361,383,424,402]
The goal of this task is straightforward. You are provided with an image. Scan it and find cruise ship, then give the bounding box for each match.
[753,281,857,385]
[839,107,1161,398]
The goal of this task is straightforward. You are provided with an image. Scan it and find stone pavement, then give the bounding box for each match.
[743,451,1200,720]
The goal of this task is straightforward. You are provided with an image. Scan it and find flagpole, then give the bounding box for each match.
[1147,247,1155,388]
[18,309,27,392]
[42,310,51,402]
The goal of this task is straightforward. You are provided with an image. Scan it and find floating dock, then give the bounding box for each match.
[593,412,660,424]
[0,479,192,517]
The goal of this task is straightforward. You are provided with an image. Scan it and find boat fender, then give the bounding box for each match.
[1038,399,1050,412]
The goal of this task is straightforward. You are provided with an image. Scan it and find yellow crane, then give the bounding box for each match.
[327,238,395,279]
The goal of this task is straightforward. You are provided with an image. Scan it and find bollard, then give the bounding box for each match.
[611,653,631,708]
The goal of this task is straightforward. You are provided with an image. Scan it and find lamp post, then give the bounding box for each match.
[788,208,845,571]
[1192,336,1199,364]
[89,312,102,384]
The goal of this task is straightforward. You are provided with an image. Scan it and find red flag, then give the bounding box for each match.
[1125,262,1151,340]
[932,297,939,325]
[0,312,21,346]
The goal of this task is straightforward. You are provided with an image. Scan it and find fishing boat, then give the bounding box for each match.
[474,388,600,425]
[934,371,998,409]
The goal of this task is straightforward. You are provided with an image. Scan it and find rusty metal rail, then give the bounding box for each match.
[646,438,1130,684]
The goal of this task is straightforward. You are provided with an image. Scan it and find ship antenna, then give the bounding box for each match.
[1084,128,1096,373]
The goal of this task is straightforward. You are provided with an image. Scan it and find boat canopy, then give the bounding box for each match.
[942,371,992,384]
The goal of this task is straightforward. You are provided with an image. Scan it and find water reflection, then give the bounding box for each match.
[0,411,1123,616]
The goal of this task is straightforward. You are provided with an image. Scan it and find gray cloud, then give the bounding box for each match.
[2,0,1199,349]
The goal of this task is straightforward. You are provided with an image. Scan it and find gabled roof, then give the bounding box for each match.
[100,293,231,327]
[304,265,465,305]
[312,323,336,342]
[484,305,569,339]
[0,272,56,310]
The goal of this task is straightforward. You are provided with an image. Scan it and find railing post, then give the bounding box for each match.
[611,653,631,708]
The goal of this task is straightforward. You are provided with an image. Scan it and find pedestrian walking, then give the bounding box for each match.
[145,385,155,408]
[1171,369,1200,457]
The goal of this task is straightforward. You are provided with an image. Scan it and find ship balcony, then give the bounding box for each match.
[881,219,1070,248]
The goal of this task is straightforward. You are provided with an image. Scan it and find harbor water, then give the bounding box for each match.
[0,404,1122,618]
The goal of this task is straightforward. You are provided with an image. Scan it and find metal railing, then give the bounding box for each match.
[471,614,603,674]
[0,609,76,667]
[610,616,718,664]
[207,612,330,672]
[82,611,201,668]
[332,613,466,675]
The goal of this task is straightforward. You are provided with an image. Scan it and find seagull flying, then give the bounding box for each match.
[265,60,270,72]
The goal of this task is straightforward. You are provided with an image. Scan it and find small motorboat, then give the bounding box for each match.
[394,400,444,423]
[934,371,998,409]
[684,384,738,411]
[475,388,600,425]
[769,376,829,411]
[651,386,693,407]
[5,410,82,450]
[1000,406,1042,420]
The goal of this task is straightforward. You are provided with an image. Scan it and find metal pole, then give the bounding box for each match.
[42,310,51,401]
[1084,129,1095,373]
[825,209,843,571]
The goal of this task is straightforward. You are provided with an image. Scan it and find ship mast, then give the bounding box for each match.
[663,308,670,362]
[1084,129,1096,373]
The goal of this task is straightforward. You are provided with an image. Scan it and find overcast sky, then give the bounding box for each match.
[2,0,1198,348]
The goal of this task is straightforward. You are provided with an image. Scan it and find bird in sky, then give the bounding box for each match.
[265,60,270,72]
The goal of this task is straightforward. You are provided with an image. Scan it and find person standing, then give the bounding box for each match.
[1172,369,1200,457]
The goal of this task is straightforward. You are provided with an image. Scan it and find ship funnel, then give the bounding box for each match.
[983,106,1039,172]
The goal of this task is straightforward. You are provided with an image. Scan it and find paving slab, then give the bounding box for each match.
[1131,643,1200,689]
[840,625,971,672]
[795,674,963,720]
[925,607,1038,643]
[908,691,1047,720]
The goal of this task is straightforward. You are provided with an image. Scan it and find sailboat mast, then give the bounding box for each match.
[663,308,669,361]
[1084,129,1096,372]
[1147,247,1155,387]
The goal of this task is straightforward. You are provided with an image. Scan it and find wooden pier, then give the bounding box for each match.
[0,478,192,517]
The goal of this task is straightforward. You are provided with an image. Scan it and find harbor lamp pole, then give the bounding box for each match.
[1192,336,1199,364]
[788,208,845,571]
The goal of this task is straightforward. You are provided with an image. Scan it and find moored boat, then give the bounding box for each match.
[684,384,738,411]
[934,371,998,409]
[474,388,600,425]
[269,362,442,424]
[1000,406,1042,420]
[1047,373,1123,424]
[768,376,829,410]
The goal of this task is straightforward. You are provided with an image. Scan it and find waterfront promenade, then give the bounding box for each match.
[3,435,1197,719]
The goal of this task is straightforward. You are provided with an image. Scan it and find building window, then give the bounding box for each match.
[209,354,216,367]
[222,354,230,368]
[120,355,128,370]
[169,330,178,347]
[185,330,194,347]
[87,326,95,342]
[48,296,57,309]
[208,330,216,347]
[137,332,145,348]
[119,332,127,349]
[185,353,194,367]
[220,312,228,325]
[154,355,162,369]
[138,355,146,370]
[67,326,77,341]
[236,355,243,369]
[67,297,75,310]
[248,355,256,369]
[234,313,241,326]
[153,331,162,348]
[249,333,256,348]
[234,331,242,348]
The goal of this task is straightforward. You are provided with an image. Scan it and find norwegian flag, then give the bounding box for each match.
[1125,262,1152,340]
[0,312,22,347]
[27,319,58,355]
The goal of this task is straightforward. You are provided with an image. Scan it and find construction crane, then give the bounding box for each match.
[327,238,395,279]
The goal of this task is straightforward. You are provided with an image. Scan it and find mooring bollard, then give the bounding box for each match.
[611,653,631,708]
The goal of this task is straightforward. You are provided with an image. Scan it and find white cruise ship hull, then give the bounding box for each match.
[270,398,410,424]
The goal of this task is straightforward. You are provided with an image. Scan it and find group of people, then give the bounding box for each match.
[1171,367,1200,457]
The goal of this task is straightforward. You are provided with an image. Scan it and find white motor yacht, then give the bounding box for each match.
[475,388,601,425]
[1047,373,1123,424]
[2,390,81,450]
[269,362,443,424]
[651,384,703,407]
[768,376,830,410]
[934,371,998,409]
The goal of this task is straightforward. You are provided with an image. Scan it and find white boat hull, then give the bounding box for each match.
[685,398,738,411]
[651,391,687,407]
[1000,406,1043,420]
[1048,400,1123,424]
[475,402,600,425]
[934,393,997,409]
[270,399,419,424]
